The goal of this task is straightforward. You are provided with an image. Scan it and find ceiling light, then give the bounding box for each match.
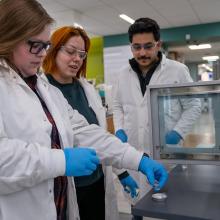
[202,55,219,61]
[119,14,134,24]
[188,44,211,50]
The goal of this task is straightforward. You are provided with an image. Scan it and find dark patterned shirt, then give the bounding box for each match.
[47,74,104,187]
[24,75,67,220]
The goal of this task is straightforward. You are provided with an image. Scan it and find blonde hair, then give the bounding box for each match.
[43,26,90,78]
[0,0,54,59]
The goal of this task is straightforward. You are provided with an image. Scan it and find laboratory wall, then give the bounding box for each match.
[87,36,104,85]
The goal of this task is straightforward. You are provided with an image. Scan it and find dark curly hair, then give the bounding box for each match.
[128,17,160,42]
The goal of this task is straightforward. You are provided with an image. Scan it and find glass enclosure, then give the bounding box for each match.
[148,81,220,165]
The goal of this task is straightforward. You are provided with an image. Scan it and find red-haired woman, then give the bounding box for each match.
[43,26,139,220]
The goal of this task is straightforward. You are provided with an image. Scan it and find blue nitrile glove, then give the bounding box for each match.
[165,130,182,144]
[64,148,100,177]
[120,175,139,198]
[138,156,168,191]
[115,129,128,143]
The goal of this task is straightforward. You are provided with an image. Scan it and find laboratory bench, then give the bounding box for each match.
[132,164,220,220]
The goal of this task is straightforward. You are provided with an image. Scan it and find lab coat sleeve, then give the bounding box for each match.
[173,65,202,138]
[112,167,127,176]
[67,105,143,171]
[76,79,128,176]
[0,112,65,195]
[112,76,124,131]
[174,97,201,138]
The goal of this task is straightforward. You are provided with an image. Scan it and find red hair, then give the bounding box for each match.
[43,26,90,78]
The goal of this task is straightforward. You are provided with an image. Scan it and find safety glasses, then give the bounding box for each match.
[131,42,158,52]
[27,40,51,54]
[60,46,87,60]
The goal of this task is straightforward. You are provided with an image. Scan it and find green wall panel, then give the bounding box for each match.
[162,22,220,45]
[104,33,129,47]
[87,37,104,84]
[87,22,220,84]
[104,21,220,47]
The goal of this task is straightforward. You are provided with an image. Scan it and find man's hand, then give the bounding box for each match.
[166,130,182,144]
[115,129,128,143]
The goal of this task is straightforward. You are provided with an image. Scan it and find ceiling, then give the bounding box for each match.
[38,0,220,36]
[38,0,220,63]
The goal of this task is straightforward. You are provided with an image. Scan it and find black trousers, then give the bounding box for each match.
[75,176,105,220]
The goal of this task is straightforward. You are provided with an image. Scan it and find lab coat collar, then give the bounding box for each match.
[0,59,27,86]
[129,51,162,75]
[0,59,50,90]
[148,53,168,85]
[160,53,167,67]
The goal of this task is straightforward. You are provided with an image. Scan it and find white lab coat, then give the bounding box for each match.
[0,59,143,220]
[113,54,201,197]
[78,77,119,220]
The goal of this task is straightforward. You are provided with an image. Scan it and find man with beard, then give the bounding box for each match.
[113,17,200,214]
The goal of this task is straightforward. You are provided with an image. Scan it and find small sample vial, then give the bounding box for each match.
[123,187,140,205]
[153,182,161,191]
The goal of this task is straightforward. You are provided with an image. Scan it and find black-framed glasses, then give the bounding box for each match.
[60,46,87,60]
[131,42,158,52]
[27,40,51,54]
